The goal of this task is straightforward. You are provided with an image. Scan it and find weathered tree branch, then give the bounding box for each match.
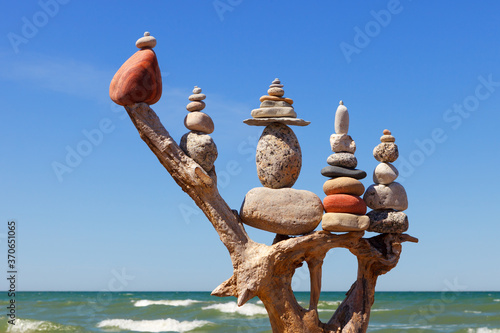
[124,102,418,333]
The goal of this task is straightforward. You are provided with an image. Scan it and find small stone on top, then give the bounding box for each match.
[136,31,157,49]
[380,129,396,143]
[334,100,349,135]
[186,86,207,111]
[269,78,284,88]
[189,86,206,101]
[245,78,309,126]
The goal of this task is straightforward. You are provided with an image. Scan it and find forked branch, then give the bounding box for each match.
[124,102,418,333]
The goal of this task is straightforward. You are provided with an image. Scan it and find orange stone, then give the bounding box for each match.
[259,95,294,105]
[109,49,162,106]
[323,194,367,215]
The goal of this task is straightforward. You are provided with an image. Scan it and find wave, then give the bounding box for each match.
[468,329,500,333]
[319,301,341,307]
[133,299,201,307]
[317,309,332,312]
[371,308,392,312]
[494,299,500,302]
[97,318,212,333]
[464,310,482,314]
[6,318,80,332]
[202,301,268,316]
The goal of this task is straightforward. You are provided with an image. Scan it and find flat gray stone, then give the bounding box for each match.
[367,209,408,233]
[363,182,408,211]
[240,187,323,235]
[330,133,356,153]
[321,166,366,180]
[260,100,292,108]
[243,118,310,126]
[256,123,301,189]
[327,153,357,168]
[251,107,297,118]
[180,131,218,172]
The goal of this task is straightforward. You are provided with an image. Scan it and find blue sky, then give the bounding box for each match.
[1,1,499,292]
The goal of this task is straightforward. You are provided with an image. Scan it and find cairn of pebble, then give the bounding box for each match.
[243,78,310,127]
[239,79,323,235]
[363,130,409,233]
[179,86,218,172]
[321,101,369,232]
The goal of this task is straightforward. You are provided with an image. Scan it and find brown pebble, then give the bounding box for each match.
[259,95,294,105]
[184,112,214,134]
[380,134,395,142]
[186,101,206,112]
[268,87,284,97]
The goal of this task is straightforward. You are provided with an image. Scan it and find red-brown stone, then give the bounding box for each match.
[109,49,162,106]
[323,194,367,215]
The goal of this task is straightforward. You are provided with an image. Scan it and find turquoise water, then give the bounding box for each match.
[0,292,499,332]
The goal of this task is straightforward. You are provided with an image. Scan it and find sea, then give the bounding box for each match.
[0,292,499,332]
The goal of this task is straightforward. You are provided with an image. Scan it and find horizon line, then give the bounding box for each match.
[4,290,500,293]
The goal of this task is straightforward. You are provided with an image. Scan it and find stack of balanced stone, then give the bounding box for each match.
[321,101,370,232]
[179,86,218,172]
[363,130,409,233]
[240,79,323,235]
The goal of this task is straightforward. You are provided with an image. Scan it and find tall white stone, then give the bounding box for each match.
[334,100,349,134]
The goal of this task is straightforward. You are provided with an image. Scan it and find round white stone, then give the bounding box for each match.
[136,33,157,49]
[373,162,399,185]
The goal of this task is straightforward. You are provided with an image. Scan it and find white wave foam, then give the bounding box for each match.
[372,308,392,312]
[202,301,267,316]
[468,328,500,333]
[133,299,201,307]
[318,301,341,306]
[7,319,77,332]
[464,310,482,314]
[97,318,211,333]
[494,299,500,302]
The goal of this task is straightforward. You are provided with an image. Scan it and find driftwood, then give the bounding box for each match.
[124,102,418,333]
